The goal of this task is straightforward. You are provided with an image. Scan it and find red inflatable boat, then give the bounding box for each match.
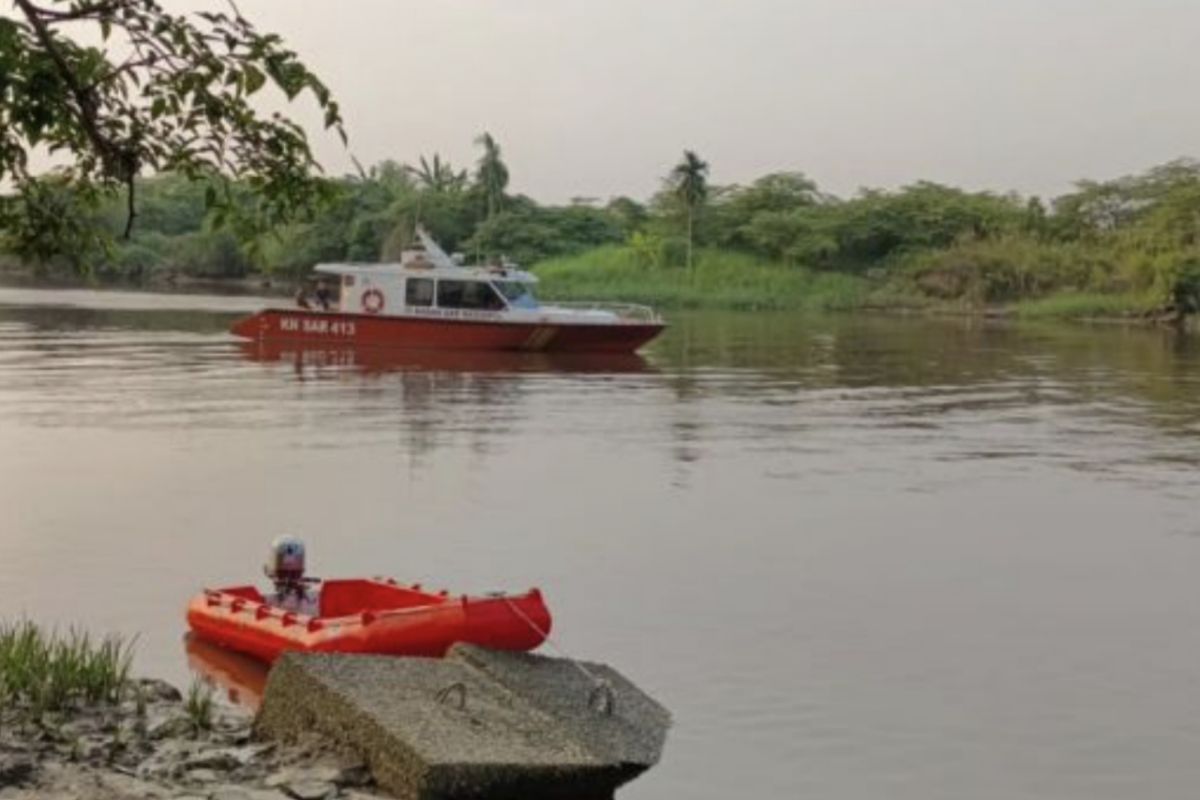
[186,578,551,664]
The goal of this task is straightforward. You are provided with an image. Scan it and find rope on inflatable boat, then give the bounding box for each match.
[502,597,616,716]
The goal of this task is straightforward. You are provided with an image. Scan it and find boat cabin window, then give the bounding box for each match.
[493,281,539,310]
[406,278,434,307]
[436,279,506,311]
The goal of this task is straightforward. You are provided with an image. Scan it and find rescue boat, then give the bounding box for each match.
[186,578,551,664]
[230,228,665,353]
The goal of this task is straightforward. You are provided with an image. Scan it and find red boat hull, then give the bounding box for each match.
[186,579,551,664]
[230,309,663,353]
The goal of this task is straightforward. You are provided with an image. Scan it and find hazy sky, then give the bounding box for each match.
[92,1,1200,202]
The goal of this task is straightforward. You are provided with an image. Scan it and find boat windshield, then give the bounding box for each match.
[492,280,539,310]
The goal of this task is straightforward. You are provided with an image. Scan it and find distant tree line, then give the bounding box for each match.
[4,137,1200,313]
[2,3,1197,314]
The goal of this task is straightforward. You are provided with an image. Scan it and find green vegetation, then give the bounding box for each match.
[0,1,342,262]
[474,133,509,222]
[669,150,710,275]
[6,87,1200,320]
[532,160,1200,317]
[184,678,214,732]
[0,621,134,713]
[1015,292,1158,320]
[535,245,868,311]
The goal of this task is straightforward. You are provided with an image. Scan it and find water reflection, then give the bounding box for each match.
[231,340,655,466]
[0,303,236,336]
[184,634,269,712]
[236,340,651,377]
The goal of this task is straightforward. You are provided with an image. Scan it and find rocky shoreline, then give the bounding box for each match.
[0,677,380,800]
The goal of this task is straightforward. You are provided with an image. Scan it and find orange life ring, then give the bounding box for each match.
[361,289,385,314]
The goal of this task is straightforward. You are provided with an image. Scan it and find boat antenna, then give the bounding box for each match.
[416,225,458,270]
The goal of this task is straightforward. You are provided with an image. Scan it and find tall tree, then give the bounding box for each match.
[0,0,344,265]
[669,150,709,273]
[473,132,509,220]
[405,154,467,194]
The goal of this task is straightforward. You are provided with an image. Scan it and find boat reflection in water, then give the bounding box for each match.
[184,633,270,712]
[236,340,653,376]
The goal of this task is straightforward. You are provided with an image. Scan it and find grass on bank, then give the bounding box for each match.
[185,678,215,731]
[0,621,134,713]
[532,245,870,312]
[1014,291,1160,320]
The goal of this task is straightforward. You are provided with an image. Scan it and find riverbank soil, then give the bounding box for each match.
[0,678,379,799]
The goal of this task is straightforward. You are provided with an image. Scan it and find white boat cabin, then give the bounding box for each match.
[317,254,541,320]
[308,228,534,320]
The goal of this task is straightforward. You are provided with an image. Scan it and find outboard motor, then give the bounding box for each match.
[265,535,316,609]
[265,535,306,582]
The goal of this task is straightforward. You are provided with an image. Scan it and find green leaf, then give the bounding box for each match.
[243,65,265,95]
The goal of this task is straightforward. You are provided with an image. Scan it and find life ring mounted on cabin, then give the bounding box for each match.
[361,289,385,315]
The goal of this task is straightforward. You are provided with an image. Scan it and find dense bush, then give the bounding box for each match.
[901,237,1103,303]
[466,205,624,265]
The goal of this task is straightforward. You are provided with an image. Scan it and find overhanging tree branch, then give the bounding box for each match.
[23,1,118,22]
[1,0,346,260]
[14,0,138,235]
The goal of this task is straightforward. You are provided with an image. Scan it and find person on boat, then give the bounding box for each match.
[264,535,320,616]
[313,279,333,311]
[293,285,312,310]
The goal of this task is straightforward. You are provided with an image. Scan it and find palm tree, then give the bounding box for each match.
[474,132,509,220]
[670,150,709,274]
[406,154,467,193]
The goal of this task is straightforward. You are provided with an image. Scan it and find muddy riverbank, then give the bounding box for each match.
[0,677,377,800]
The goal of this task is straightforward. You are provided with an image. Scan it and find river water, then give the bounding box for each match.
[2,286,1200,799]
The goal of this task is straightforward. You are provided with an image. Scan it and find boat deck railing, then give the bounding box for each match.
[541,301,662,323]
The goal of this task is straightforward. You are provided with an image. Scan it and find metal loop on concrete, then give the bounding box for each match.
[588,682,616,716]
[436,681,468,710]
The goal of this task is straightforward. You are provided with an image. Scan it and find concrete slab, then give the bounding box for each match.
[255,646,670,800]
[450,644,670,769]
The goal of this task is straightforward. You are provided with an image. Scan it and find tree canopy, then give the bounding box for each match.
[668,150,709,272]
[473,132,508,220]
[406,154,467,194]
[0,0,344,262]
